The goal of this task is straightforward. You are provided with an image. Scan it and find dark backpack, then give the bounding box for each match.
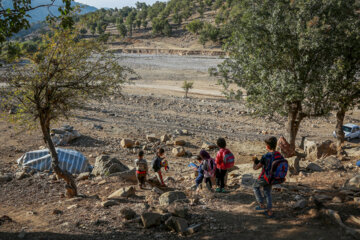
[262,152,288,185]
[151,156,161,172]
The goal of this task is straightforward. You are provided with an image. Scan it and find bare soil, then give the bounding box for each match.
[1,54,360,240]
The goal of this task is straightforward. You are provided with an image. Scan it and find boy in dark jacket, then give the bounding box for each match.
[152,148,167,187]
[252,136,280,218]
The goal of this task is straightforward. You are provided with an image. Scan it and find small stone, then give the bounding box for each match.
[146,134,158,142]
[0,173,12,183]
[101,200,119,208]
[159,191,187,206]
[121,139,134,148]
[15,171,29,180]
[141,212,162,228]
[77,172,91,181]
[174,139,186,146]
[107,187,136,199]
[332,196,343,203]
[168,203,188,218]
[186,223,203,235]
[165,216,188,233]
[172,147,186,157]
[152,187,164,195]
[98,180,107,185]
[120,207,136,220]
[52,209,63,215]
[294,199,308,209]
[201,141,217,150]
[160,135,170,142]
[67,204,78,210]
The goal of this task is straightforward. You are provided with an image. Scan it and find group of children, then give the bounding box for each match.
[134,136,287,218]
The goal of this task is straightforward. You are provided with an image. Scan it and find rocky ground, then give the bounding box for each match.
[1,54,360,240]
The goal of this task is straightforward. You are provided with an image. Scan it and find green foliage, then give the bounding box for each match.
[79,28,87,35]
[213,0,357,148]
[117,23,127,37]
[199,23,219,45]
[98,33,110,43]
[152,18,172,36]
[0,0,74,43]
[186,20,204,34]
[182,81,194,98]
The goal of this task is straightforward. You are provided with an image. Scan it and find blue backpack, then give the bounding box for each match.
[261,152,288,185]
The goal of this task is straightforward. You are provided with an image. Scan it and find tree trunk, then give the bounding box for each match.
[39,118,78,198]
[287,102,303,153]
[185,89,188,98]
[335,107,346,153]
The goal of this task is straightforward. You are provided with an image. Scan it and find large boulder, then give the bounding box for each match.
[165,216,188,233]
[110,169,137,182]
[51,125,81,146]
[305,140,337,161]
[141,212,161,228]
[121,139,134,148]
[92,155,129,176]
[315,156,343,170]
[107,186,136,199]
[159,191,187,206]
[172,147,186,157]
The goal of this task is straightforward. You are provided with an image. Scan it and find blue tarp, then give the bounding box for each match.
[17,148,91,174]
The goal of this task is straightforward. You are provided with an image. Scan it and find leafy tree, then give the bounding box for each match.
[141,20,148,29]
[0,0,73,43]
[2,28,133,198]
[213,0,337,151]
[318,0,360,148]
[152,18,172,36]
[117,23,127,38]
[186,20,204,34]
[197,1,205,18]
[199,23,219,45]
[172,12,182,26]
[79,28,87,35]
[205,0,213,7]
[182,81,194,98]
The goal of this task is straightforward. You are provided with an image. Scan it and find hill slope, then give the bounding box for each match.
[2,0,97,23]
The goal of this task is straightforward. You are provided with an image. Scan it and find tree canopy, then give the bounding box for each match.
[212,0,360,150]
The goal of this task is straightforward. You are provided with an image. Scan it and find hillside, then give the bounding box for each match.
[2,0,97,23]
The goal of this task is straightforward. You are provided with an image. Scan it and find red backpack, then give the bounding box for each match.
[223,149,235,169]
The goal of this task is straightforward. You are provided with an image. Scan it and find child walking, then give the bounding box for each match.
[198,150,215,191]
[135,150,148,189]
[253,136,286,218]
[151,148,167,187]
[215,138,234,193]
